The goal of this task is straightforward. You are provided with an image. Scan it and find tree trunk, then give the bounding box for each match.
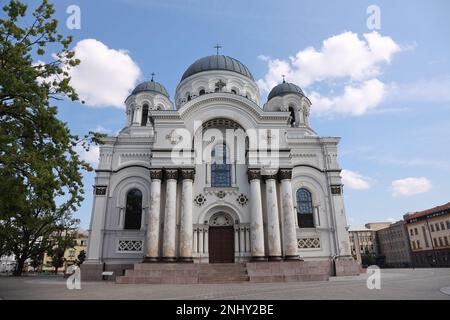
[13,258,25,276]
[54,266,59,274]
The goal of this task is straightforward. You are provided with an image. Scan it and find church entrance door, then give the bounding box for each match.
[209,226,234,263]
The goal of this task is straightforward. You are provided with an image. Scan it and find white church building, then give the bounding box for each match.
[82,54,359,281]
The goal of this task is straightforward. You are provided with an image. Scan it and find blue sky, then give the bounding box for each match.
[23,0,450,229]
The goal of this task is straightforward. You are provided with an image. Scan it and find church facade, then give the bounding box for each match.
[83,54,355,279]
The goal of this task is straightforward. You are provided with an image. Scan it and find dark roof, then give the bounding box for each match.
[181,55,254,82]
[405,201,450,221]
[132,80,169,97]
[267,81,304,101]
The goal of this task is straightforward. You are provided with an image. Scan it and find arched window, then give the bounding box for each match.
[231,89,237,94]
[186,92,191,101]
[288,106,296,127]
[141,104,149,126]
[199,89,205,96]
[124,189,142,229]
[296,188,314,228]
[211,143,231,187]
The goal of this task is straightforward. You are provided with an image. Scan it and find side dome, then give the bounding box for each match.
[267,81,304,101]
[132,80,169,98]
[180,55,254,82]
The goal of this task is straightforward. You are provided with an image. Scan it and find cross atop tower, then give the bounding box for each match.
[214,43,222,55]
[150,72,155,82]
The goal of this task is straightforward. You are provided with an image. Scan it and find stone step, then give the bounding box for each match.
[116,276,198,284]
[125,269,199,277]
[134,263,198,271]
[249,274,328,283]
[116,261,331,284]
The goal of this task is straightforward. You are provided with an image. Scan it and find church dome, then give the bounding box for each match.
[132,80,169,98]
[181,55,254,82]
[267,81,304,101]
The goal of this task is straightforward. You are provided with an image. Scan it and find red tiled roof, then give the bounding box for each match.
[405,201,450,221]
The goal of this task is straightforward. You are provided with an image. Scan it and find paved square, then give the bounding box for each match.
[0,268,449,300]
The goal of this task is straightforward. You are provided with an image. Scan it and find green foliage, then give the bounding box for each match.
[361,248,376,267]
[0,0,105,275]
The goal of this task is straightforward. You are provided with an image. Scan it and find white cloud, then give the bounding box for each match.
[341,169,371,190]
[309,79,386,116]
[388,77,450,103]
[92,125,111,134]
[257,31,401,116]
[391,177,432,197]
[69,39,141,108]
[76,145,100,166]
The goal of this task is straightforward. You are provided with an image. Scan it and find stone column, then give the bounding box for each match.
[204,226,209,254]
[245,226,251,253]
[198,226,204,254]
[239,226,246,255]
[248,169,266,261]
[193,227,198,254]
[145,169,163,261]
[179,169,195,262]
[264,172,282,260]
[162,169,178,261]
[278,169,300,260]
[86,185,108,262]
[234,226,240,254]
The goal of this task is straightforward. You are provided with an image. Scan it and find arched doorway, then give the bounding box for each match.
[208,212,235,263]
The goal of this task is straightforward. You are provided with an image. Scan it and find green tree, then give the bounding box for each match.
[29,251,44,272]
[361,248,376,267]
[0,0,104,275]
[46,215,77,274]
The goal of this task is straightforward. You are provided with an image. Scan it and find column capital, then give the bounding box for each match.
[247,169,261,182]
[150,169,163,180]
[180,168,195,180]
[163,168,179,181]
[278,168,293,181]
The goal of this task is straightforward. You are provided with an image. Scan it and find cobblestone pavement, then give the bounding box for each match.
[0,268,449,300]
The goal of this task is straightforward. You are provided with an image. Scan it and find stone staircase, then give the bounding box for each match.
[116,260,331,284]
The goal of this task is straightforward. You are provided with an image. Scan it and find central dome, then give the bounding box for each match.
[181,55,254,82]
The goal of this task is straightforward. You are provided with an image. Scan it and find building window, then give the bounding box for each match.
[141,104,149,126]
[288,106,296,127]
[211,144,231,187]
[430,224,435,232]
[440,222,445,230]
[433,238,438,247]
[412,241,416,249]
[436,223,440,231]
[416,240,420,249]
[231,89,237,94]
[296,188,315,228]
[446,220,450,229]
[422,226,429,248]
[199,89,205,96]
[414,228,418,235]
[439,237,444,247]
[410,229,414,236]
[124,188,143,230]
[444,237,449,246]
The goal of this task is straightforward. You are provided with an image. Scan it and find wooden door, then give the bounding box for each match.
[208,226,235,263]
